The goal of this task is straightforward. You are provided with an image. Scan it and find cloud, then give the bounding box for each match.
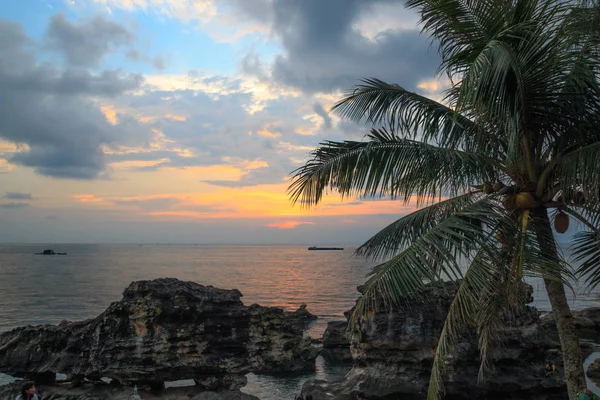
[126,50,166,70]
[46,13,133,67]
[266,220,316,229]
[90,0,217,24]
[0,19,152,179]
[232,0,440,93]
[113,197,181,211]
[3,192,32,200]
[313,102,332,129]
[0,202,30,209]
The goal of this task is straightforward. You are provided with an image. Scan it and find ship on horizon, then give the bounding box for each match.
[307,246,344,251]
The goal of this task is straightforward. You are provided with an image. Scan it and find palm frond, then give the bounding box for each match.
[568,204,600,288]
[573,231,600,288]
[356,192,482,261]
[354,197,504,319]
[331,78,509,158]
[288,128,499,207]
[557,141,600,201]
[427,240,503,400]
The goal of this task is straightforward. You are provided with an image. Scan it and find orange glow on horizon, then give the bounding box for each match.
[266,220,316,229]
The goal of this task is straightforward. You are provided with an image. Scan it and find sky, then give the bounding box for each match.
[0,0,446,244]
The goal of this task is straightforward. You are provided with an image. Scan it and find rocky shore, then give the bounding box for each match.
[303,282,600,400]
[0,278,317,399]
[2,278,600,400]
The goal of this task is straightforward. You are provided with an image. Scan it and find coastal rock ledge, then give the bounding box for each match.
[0,278,317,395]
[305,281,570,400]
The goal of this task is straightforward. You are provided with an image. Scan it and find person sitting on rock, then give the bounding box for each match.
[545,360,557,376]
[16,382,39,400]
[356,391,366,400]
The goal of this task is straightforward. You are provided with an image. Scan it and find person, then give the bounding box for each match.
[15,382,39,400]
[357,392,366,400]
[545,360,557,376]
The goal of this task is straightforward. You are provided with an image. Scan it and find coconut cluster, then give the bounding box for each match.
[478,181,571,234]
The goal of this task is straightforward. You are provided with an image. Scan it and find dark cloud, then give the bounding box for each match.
[3,192,32,200]
[46,13,132,67]
[0,202,30,209]
[0,19,151,179]
[313,102,332,129]
[234,0,439,93]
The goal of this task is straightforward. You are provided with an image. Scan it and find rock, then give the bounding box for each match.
[247,304,317,373]
[542,307,600,343]
[0,278,317,391]
[288,304,318,330]
[302,281,567,400]
[320,321,351,362]
[322,321,349,348]
[0,380,259,400]
[587,358,600,386]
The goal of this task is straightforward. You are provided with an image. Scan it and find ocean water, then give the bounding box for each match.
[0,244,598,399]
[0,244,375,399]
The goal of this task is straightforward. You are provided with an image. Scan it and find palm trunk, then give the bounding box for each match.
[544,277,586,399]
[536,209,586,400]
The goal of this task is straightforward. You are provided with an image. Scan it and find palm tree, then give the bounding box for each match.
[288,1,600,399]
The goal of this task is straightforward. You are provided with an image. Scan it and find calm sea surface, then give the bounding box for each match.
[0,244,599,399]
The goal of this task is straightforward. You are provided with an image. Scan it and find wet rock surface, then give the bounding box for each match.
[320,321,351,363]
[0,278,317,393]
[303,281,570,400]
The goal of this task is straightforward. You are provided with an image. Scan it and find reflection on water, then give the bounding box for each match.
[0,244,377,338]
[244,356,350,399]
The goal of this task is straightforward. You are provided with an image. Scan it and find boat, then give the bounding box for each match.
[307,246,344,251]
[35,249,67,255]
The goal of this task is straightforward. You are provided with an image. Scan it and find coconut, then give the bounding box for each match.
[515,192,535,209]
[493,182,505,192]
[482,182,493,194]
[502,195,518,211]
[554,212,569,234]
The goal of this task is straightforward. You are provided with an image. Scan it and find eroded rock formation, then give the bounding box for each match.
[0,278,317,392]
[320,321,351,362]
[542,307,600,343]
[306,281,568,400]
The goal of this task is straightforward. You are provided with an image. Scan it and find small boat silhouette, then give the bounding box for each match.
[307,246,344,251]
[35,249,67,255]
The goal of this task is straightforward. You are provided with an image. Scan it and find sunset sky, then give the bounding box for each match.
[0,0,445,244]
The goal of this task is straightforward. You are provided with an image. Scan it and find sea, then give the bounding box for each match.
[0,243,599,399]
